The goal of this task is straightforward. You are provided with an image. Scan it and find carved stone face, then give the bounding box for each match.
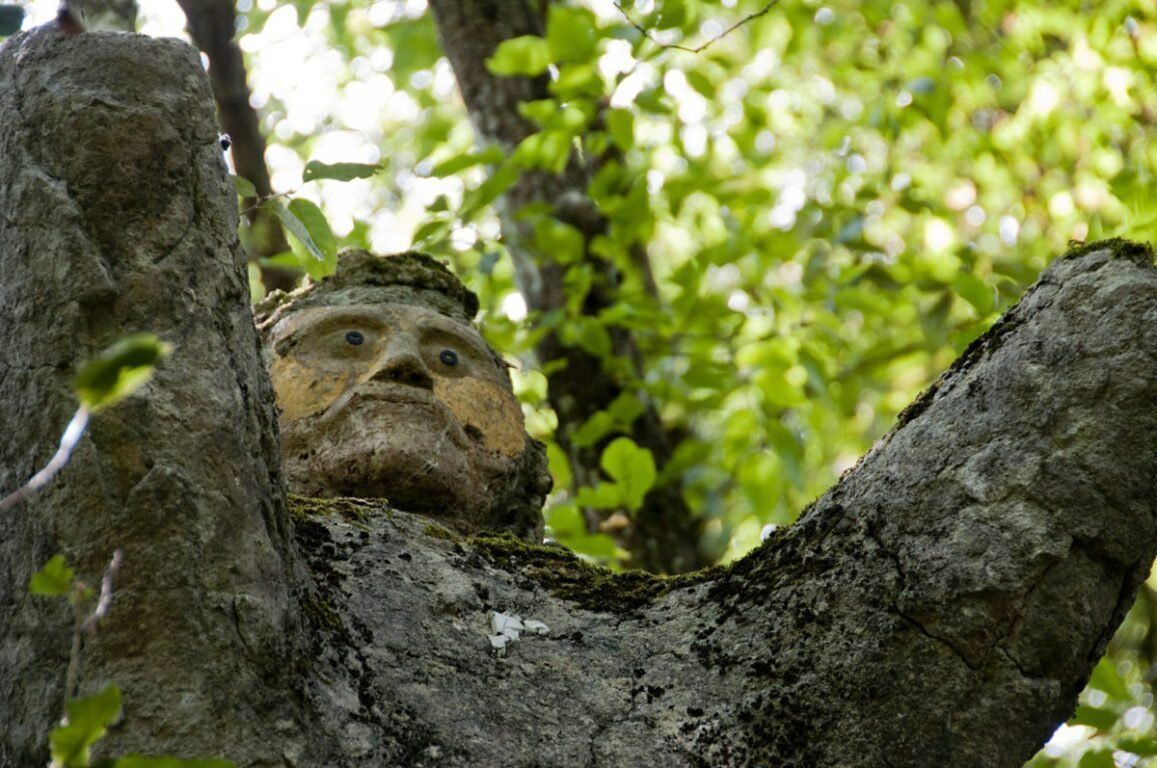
[267,302,529,531]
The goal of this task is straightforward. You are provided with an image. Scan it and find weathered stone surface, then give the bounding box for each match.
[0,28,304,765]
[256,250,550,543]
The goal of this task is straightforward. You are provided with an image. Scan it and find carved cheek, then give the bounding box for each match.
[270,357,355,422]
[434,377,526,458]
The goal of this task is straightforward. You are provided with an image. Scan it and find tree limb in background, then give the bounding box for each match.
[175,0,297,293]
[429,0,708,573]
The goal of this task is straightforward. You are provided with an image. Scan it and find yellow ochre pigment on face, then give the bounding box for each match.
[268,303,525,458]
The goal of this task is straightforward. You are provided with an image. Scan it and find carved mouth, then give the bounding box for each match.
[350,384,440,408]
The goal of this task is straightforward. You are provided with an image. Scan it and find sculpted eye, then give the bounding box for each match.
[439,349,459,366]
[345,330,365,346]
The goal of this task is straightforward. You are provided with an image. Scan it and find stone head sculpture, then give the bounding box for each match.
[255,249,550,542]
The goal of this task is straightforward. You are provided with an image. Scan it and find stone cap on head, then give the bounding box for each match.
[254,249,481,332]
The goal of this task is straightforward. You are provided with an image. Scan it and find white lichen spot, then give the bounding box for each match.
[488,611,550,656]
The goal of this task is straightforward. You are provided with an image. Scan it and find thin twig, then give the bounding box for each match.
[0,406,90,512]
[82,549,123,634]
[64,549,123,703]
[613,0,780,55]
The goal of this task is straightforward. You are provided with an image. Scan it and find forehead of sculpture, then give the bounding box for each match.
[254,250,480,329]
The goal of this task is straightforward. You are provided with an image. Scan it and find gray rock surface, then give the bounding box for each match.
[0,29,1153,768]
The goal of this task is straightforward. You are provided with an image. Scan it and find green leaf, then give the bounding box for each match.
[518,99,560,127]
[605,110,634,152]
[464,163,520,211]
[575,482,623,509]
[654,0,686,28]
[0,5,23,36]
[1076,750,1115,768]
[1069,703,1118,731]
[50,685,122,768]
[953,273,994,315]
[546,6,599,63]
[429,146,504,177]
[271,199,325,263]
[486,35,550,77]
[231,175,257,198]
[113,757,236,768]
[600,437,656,511]
[533,218,585,265]
[301,161,381,183]
[1087,656,1130,701]
[544,501,585,537]
[1117,735,1157,756]
[571,411,616,449]
[576,319,612,359]
[286,198,337,277]
[74,334,171,412]
[30,554,74,597]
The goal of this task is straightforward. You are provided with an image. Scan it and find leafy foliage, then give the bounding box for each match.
[51,685,122,768]
[29,555,76,597]
[73,335,170,413]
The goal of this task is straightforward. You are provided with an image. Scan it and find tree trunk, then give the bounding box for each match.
[429,0,707,573]
[0,28,306,765]
[1,30,1154,768]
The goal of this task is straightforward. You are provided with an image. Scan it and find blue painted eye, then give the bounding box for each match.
[439,349,458,366]
[345,331,365,346]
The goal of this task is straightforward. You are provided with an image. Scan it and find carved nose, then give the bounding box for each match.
[370,339,434,390]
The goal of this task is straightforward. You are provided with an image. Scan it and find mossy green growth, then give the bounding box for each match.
[288,494,384,526]
[424,523,459,542]
[302,591,342,632]
[1059,237,1154,266]
[468,533,723,613]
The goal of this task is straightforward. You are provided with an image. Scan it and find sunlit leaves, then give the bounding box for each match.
[270,198,335,275]
[51,685,122,768]
[486,35,550,77]
[301,160,380,183]
[73,335,171,413]
[29,555,74,597]
[546,6,599,64]
[231,175,257,198]
[575,437,657,513]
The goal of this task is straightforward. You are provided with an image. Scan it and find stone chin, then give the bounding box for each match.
[279,395,518,530]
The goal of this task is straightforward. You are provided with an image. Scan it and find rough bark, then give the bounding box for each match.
[1,30,1155,768]
[0,28,305,765]
[429,0,706,573]
[176,0,298,293]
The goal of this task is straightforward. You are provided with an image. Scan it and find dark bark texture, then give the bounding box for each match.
[0,29,305,766]
[429,0,706,573]
[1,30,1155,768]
